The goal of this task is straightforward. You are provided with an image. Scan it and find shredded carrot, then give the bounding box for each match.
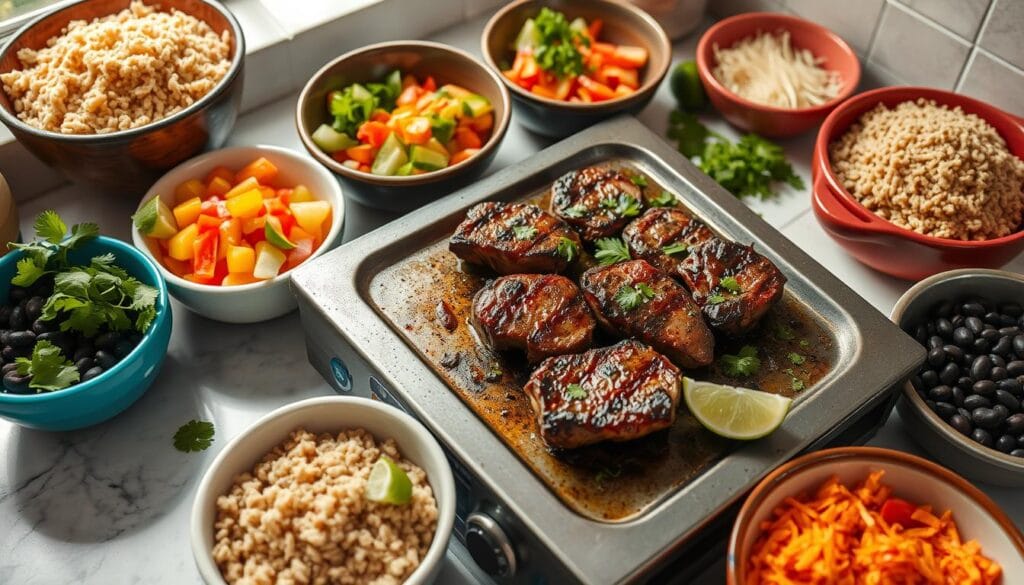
[746,471,1003,585]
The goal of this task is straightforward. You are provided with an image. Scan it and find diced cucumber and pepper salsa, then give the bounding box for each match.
[310,70,494,176]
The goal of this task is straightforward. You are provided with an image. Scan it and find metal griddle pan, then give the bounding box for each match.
[290,116,925,584]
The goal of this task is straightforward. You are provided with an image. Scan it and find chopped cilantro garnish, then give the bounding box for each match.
[615,282,656,311]
[719,346,761,377]
[594,237,631,266]
[774,323,796,341]
[719,276,742,294]
[533,8,589,78]
[791,378,805,391]
[512,225,538,240]
[707,294,726,304]
[662,242,689,256]
[630,174,648,187]
[600,194,642,218]
[565,383,588,400]
[649,190,677,207]
[556,237,578,263]
[787,352,805,365]
[562,205,588,218]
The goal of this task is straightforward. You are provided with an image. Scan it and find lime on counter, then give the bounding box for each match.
[132,196,178,239]
[683,378,792,440]
[366,455,413,505]
[670,60,706,111]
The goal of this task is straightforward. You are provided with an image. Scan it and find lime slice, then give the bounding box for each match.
[366,455,413,505]
[132,196,178,239]
[264,216,296,250]
[670,60,706,111]
[683,377,792,440]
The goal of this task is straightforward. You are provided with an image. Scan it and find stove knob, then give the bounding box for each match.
[465,512,516,577]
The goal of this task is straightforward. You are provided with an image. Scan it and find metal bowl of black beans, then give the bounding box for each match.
[892,268,1024,487]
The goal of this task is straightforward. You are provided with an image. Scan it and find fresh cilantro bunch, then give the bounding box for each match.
[9,211,99,287]
[533,8,589,78]
[700,135,805,200]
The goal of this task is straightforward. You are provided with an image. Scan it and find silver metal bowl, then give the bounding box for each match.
[891,269,1024,487]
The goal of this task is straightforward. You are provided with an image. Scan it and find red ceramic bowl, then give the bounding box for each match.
[812,86,1024,281]
[696,12,860,138]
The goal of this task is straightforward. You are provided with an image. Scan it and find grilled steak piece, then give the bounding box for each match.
[678,239,786,337]
[524,340,682,449]
[472,274,596,363]
[622,207,716,275]
[580,259,714,368]
[450,202,581,274]
[551,167,644,242]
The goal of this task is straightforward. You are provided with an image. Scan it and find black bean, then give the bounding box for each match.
[935,318,953,337]
[965,394,993,410]
[943,345,964,363]
[927,335,944,350]
[994,404,1011,421]
[981,328,1000,341]
[966,316,985,334]
[957,376,974,391]
[938,362,959,386]
[951,386,966,407]
[1001,326,1021,337]
[1002,314,1018,327]
[6,330,35,348]
[934,402,957,419]
[23,296,43,321]
[963,302,985,317]
[990,354,1007,369]
[1,371,31,394]
[2,347,15,362]
[971,355,993,380]
[1006,413,1024,435]
[127,332,142,344]
[75,357,94,375]
[996,434,1017,453]
[1002,303,1023,317]
[972,428,994,447]
[8,306,26,330]
[927,347,946,367]
[998,378,1022,397]
[973,338,991,354]
[8,287,26,303]
[984,311,1002,326]
[964,353,977,365]
[995,389,1021,412]
[1015,335,1024,355]
[915,324,929,344]
[1019,434,1024,448]
[94,350,118,370]
[949,414,972,435]
[1008,360,1024,377]
[929,385,954,402]
[992,366,1008,381]
[1011,449,1024,458]
[958,407,972,419]
[993,336,1013,356]
[0,362,17,375]
[925,399,938,412]
[82,366,104,381]
[954,327,974,347]
[35,331,63,345]
[112,339,134,359]
[921,369,940,388]
[94,331,119,350]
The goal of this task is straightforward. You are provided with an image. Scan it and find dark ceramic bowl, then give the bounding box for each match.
[812,86,1024,281]
[481,0,671,138]
[0,0,245,195]
[295,41,511,213]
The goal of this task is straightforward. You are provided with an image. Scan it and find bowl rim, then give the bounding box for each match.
[695,11,861,116]
[479,0,673,112]
[726,445,1024,583]
[189,395,456,585]
[130,144,346,294]
[814,85,1024,248]
[890,268,1024,471]
[0,0,245,142]
[0,235,170,403]
[295,39,511,187]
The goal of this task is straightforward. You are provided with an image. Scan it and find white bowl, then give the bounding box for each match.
[131,145,345,323]
[190,396,455,585]
[727,447,1024,584]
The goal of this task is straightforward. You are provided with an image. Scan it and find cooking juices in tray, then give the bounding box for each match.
[370,160,834,521]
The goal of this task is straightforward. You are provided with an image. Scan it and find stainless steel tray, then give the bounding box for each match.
[291,115,925,583]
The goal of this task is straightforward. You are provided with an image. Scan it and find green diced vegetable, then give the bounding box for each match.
[569,17,588,37]
[429,115,456,144]
[410,145,450,171]
[371,133,409,176]
[514,17,542,51]
[311,124,358,153]
[395,161,415,176]
[461,93,493,118]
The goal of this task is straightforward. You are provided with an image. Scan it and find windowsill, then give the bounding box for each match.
[0,0,505,201]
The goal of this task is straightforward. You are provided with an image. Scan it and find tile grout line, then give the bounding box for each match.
[954,0,999,91]
[863,0,891,61]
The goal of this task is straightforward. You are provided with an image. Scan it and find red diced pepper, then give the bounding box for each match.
[880,498,919,527]
[192,229,219,279]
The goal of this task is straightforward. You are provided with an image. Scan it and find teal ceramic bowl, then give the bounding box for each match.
[0,236,171,431]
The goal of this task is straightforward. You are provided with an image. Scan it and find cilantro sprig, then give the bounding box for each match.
[512,225,538,240]
[533,8,589,78]
[173,420,215,453]
[719,346,761,377]
[649,190,677,207]
[615,282,655,311]
[662,242,689,256]
[594,237,631,266]
[599,194,642,218]
[9,211,99,287]
[15,340,79,392]
[564,383,588,400]
[556,237,578,263]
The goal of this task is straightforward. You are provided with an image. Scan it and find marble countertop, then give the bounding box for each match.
[2,13,1023,585]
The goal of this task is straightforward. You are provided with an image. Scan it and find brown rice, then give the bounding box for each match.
[829,98,1024,241]
[0,1,231,134]
[212,429,438,585]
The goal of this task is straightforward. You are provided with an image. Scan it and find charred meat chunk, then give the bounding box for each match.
[450,202,581,274]
[678,239,786,336]
[581,259,714,368]
[551,167,644,242]
[524,340,683,449]
[472,274,596,363]
[622,207,716,276]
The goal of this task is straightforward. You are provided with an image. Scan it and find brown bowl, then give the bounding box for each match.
[0,0,245,194]
[481,0,671,138]
[295,41,511,213]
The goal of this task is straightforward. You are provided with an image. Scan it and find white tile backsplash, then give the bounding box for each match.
[898,0,990,40]
[979,0,1024,69]
[958,49,1024,118]
[785,0,885,54]
[868,1,971,89]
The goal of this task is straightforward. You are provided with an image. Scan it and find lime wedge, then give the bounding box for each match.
[366,455,412,505]
[132,196,178,239]
[683,377,792,440]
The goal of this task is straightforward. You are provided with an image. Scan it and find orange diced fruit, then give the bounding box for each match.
[225,189,264,219]
[222,272,261,286]
[162,255,191,278]
[174,179,205,204]
[290,201,331,240]
[235,157,279,185]
[290,185,315,203]
[168,223,200,261]
[226,244,256,274]
[450,148,479,166]
[207,176,232,197]
[224,176,260,200]
[204,166,234,185]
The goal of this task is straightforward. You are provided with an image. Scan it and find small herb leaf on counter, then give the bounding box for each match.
[14,340,79,392]
[720,345,761,377]
[565,383,588,400]
[594,237,631,266]
[174,420,216,453]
